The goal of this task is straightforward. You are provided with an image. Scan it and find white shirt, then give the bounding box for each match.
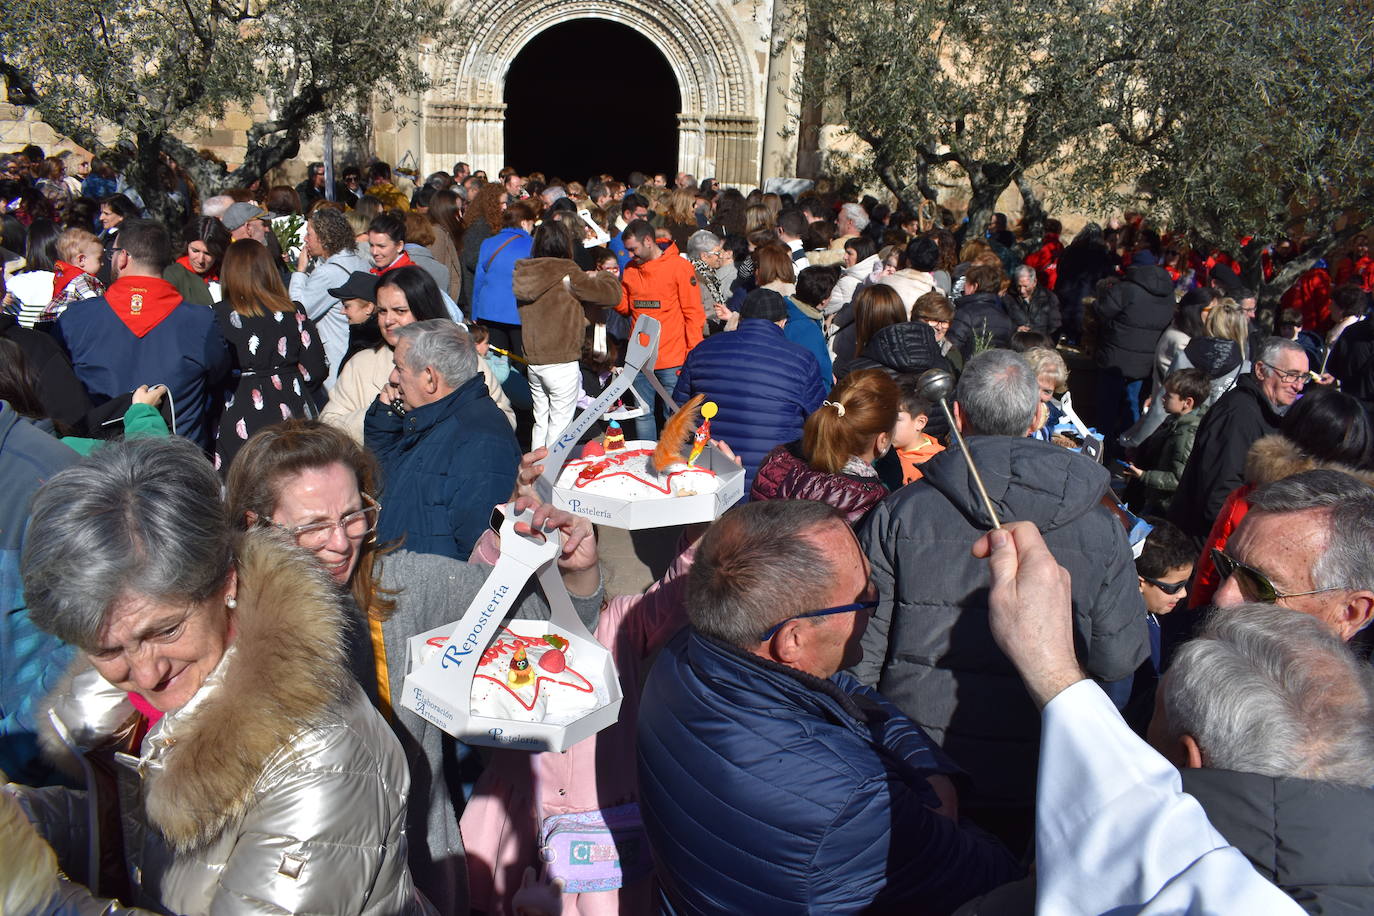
[1036,680,1304,915]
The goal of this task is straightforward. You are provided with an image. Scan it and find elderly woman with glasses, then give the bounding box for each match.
[225,419,603,916]
[6,437,426,915]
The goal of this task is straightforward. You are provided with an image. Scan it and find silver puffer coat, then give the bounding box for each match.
[7,530,429,915]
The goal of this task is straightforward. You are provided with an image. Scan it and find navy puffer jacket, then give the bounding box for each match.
[673,319,827,494]
[638,628,1022,915]
[365,373,520,561]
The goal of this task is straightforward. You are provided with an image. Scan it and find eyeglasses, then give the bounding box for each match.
[922,318,951,330]
[758,600,878,642]
[266,494,381,550]
[1259,362,1307,385]
[1211,547,1343,603]
[1141,574,1189,596]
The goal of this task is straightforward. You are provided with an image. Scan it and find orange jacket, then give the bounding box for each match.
[616,242,705,369]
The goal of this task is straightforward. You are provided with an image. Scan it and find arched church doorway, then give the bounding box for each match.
[503,19,681,183]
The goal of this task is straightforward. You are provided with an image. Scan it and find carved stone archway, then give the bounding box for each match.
[419,0,766,186]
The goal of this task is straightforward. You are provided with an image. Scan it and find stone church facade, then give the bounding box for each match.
[372,0,808,186]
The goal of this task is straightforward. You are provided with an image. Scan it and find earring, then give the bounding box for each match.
[225,595,238,610]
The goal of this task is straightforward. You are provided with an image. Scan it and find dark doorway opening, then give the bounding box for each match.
[503,19,680,183]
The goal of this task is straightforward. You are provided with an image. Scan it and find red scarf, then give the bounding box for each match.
[176,254,218,283]
[103,275,183,337]
[371,250,415,276]
[52,260,87,297]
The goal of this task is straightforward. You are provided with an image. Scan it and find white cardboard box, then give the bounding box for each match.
[400,506,624,752]
[537,313,745,530]
[550,444,745,529]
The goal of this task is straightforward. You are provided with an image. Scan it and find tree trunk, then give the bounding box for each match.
[1015,175,1047,239]
[964,177,1006,241]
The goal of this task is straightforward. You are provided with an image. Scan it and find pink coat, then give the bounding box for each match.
[461,544,694,915]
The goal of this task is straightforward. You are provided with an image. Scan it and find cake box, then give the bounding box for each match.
[538,314,745,529]
[399,504,623,752]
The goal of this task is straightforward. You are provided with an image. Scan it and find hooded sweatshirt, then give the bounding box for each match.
[56,276,231,450]
[853,436,1148,808]
[511,257,621,365]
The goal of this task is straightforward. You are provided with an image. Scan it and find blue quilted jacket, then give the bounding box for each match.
[0,403,78,782]
[637,628,1022,915]
[365,374,520,561]
[672,320,827,494]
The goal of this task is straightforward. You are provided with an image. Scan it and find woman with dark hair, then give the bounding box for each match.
[751,368,899,525]
[427,188,465,302]
[833,284,907,380]
[512,218,621,446]
[321,265,512,440]
[752,242,833,382]
[265,185,302,217]
[823,235,881,315]
[291,206,371,386]
[212,240,329,472]
[1187,384,1374,609]
[1,219,61,327]
[176,215,232,301]
[96,192,139,284]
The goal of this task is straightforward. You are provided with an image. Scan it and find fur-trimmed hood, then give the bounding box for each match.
[44,529,349,851]
[1244,433,1374,489]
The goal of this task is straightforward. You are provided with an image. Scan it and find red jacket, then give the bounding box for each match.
[1280,266,1332,332]
[1024,234,1062,290]
[615,242,704,369]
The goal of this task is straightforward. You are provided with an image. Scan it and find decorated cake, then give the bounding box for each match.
[421,625,606,724]
[556,396,723,500]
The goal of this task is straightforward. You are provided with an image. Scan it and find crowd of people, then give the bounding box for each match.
[2,140,1374,915]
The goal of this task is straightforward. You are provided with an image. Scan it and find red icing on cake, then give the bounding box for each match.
[471,627,594,712]
[568,447,716,494]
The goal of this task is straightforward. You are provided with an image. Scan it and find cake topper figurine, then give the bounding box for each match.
[687,401,717,466]
[508,645,534,687]
[602,420,626,452]
[916,368,1002,529]
[652,393,708,472]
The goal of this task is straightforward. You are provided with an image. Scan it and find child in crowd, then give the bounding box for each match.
[891,375,944,484]
[1122,367,1210,512]
[50,227,106,321]
[1123,517,1196,733]
[473,322,533,410]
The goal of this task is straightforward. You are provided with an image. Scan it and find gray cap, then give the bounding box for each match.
[222,201,268,231]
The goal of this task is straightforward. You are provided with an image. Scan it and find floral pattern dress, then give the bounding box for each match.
[213,302,329,472]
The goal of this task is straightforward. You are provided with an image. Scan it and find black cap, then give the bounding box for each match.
[739,287,788,322]
[328,271,380,302]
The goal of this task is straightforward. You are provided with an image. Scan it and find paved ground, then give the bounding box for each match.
[596,522,682,598]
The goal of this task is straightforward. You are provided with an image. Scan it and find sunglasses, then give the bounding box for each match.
[1141,574,1189,596]
[1211,548,1343,603]
[758,600,878,642]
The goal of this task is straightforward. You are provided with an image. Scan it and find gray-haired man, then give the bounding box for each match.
[853,348,1148,850]
[364,320,519,561]
[1211,469,1374,640]
[1148,603,1374,910]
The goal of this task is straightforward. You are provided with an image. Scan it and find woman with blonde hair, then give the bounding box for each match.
[1121,297,1251,448]
[751,368,899,524]
[213,239,328,472]
[744,202,775,236]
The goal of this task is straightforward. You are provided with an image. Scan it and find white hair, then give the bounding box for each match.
[840,202,870,232]
[395,319,478,388]
[201,195,234,219]
[1163,603,1374,786]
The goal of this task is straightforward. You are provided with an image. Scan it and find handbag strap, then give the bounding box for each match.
[484,234,520,272]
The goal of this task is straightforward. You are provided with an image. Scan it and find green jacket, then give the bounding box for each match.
[1134,406,1204,508]
[61,402,170,455]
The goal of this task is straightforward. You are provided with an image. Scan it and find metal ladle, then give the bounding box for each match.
[916,368,1002,529]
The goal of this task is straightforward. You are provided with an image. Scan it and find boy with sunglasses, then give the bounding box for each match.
[1136,520,1196,670]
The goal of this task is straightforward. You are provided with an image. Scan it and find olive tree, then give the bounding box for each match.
[816,0,1167,238]
[1100,0,1374,299]
[0,0,456,223]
